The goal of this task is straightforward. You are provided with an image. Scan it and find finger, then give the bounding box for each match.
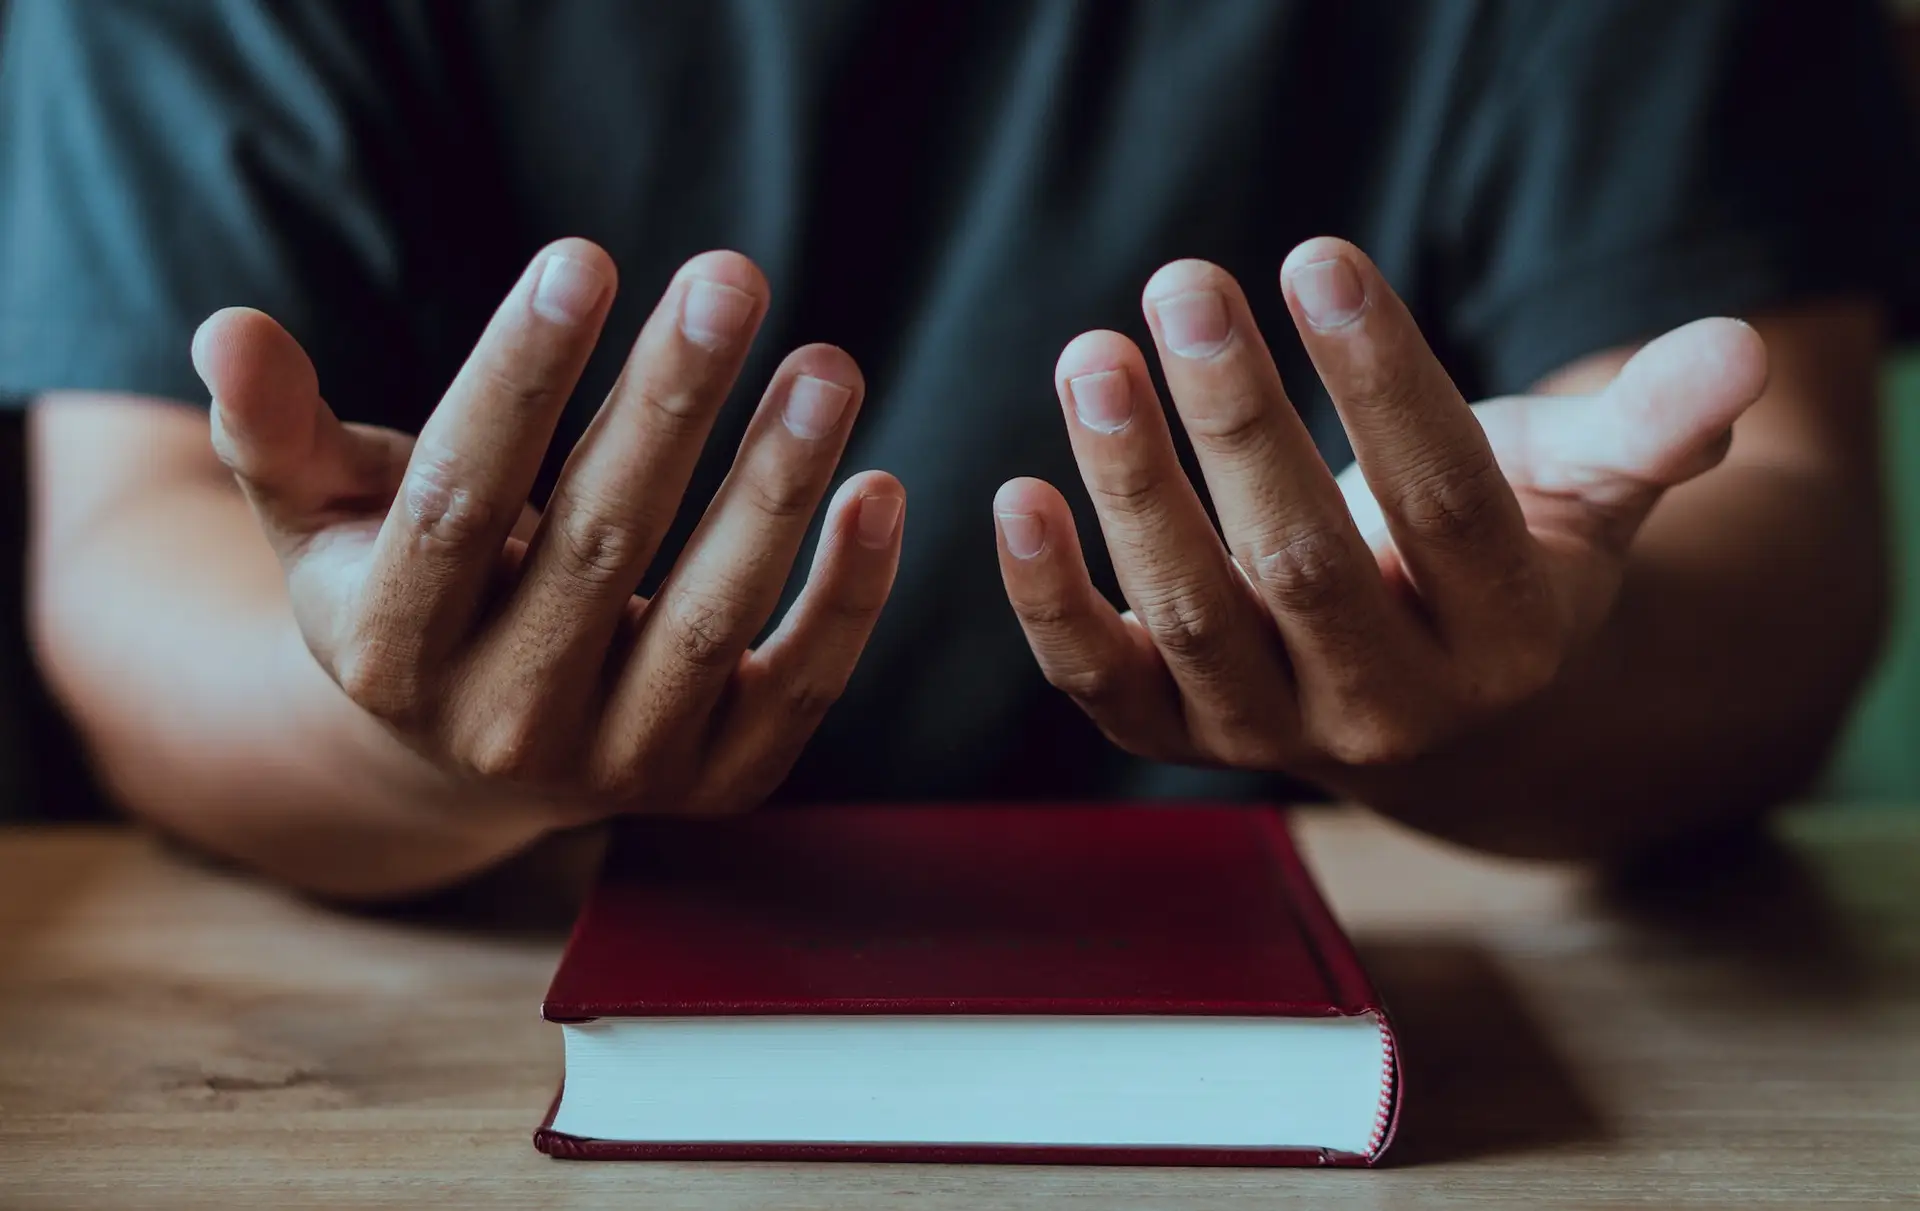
[193,308,412,559]
[511,503,543,545]
[1281,237,1547,653]
[993,477,1191,760]
[694,472,906,813]
[482,251,767,686]
[1140,260,1425,704]
[603,345,868,769]
[1054,332,1298,755]
[1479,318,1768,552]
[366,238,615,651]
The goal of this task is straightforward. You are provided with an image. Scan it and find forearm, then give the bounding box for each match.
[30,471,553,899]
[1325,461,1886,859]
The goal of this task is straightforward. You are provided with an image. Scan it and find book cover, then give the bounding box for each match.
[536,803,1399,1165]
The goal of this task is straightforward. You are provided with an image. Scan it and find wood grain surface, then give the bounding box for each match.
[1,806,1916,1209]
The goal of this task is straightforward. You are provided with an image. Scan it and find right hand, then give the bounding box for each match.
[191,240,905,824]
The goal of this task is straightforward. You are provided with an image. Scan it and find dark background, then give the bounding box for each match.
[0,0,92,819]
[2,7,1918,823]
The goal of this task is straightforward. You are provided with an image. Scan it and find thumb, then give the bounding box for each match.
[1513,318,1768,493]
[192,307,406,550]
[1477,317,1768,551]
[1590,316,1769,486]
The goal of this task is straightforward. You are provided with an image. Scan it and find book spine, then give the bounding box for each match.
[1368,1021,1399,1161]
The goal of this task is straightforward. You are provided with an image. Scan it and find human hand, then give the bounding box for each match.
[994,237,1766,771]
[193,241,904,822]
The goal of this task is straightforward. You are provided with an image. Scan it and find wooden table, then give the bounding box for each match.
[1,808,1916,1209]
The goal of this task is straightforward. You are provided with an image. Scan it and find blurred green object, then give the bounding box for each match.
[1828,352,1920,801]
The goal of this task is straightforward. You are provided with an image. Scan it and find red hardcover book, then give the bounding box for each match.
[536,803,1400,1166]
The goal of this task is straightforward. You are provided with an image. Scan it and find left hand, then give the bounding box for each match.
[994,237,1768,771]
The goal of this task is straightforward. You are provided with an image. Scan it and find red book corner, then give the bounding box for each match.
[536,803,1400,1166]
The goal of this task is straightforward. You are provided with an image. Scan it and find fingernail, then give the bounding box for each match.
[680,277,756,349]
[1154,290,1231,358]
[856,494,903,549]
[1069,370,1133,433]
[783,374,852,439]
[997,511,1046,560]
[1291,258,1366,330]
[532,254,607,324]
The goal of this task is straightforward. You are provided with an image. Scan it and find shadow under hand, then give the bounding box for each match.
[356,824,610,941]
[1597,821,1868,1008]
[1360,938,1608,1165]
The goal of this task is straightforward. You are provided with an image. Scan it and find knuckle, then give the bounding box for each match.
[1089,464,1164,515]
[608,750,688,809]
[1315,716,1432,767]
[1453,568,1566,708]
[1470,637,1564,707]
[1184,386,1272,454]
[742,463,820,522]
[1247,529,1361,618]
[401,451,498,548]
[631,372,711,427]
[585,756,635,803]
[1207,727,1286,771]
[1505,650,1562,703]
[478,361,559,417]
[776,667,848,720]
[1391,445,1506,548]
[1137,582,1234,662]
[823,591,886,635]
[548,503,648,589]
[1045,660,1124,706]
[592,741,688,810]
[463,717,547,783]
[1347,358,1430,417]
[696,777,774,818]
[1192,696,1288,769]
[332,639,425,725]
[696,751,801,820]
[1014,594,1083,633]
[660,592,744,672]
